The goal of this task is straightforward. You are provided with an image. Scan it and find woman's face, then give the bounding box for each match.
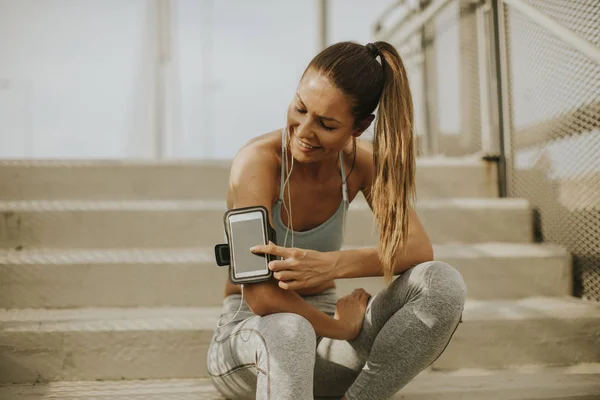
[286,68,359,163]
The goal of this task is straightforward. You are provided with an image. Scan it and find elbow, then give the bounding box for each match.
[242,281,277,316]
[248,301,271,317]
[411,240,434,265]
[422,242,434,263]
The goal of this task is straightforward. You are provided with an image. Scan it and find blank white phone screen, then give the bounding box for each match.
[229,212,268,278]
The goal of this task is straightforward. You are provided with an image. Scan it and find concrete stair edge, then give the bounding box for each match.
[0,242,567,264]
[1,364,600,400]
[3,297,598,331]
[0,156,494,168]
[0,197,528,211]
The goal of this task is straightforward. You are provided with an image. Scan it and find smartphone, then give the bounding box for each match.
[228,210,270,280]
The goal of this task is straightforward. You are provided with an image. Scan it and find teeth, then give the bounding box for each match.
[296,137,316,149]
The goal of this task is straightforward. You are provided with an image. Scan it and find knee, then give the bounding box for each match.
[426,261,466,300]
[267,313,316,352]
[414,261,467,318]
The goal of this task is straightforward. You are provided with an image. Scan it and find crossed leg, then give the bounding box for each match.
[314,261,466,400]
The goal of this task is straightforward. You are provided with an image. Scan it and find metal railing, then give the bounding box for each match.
[375,0,492,158]
[372,0,419,41]
[374,0,600,156]
[503,0,600,65]
[374,0,600,301]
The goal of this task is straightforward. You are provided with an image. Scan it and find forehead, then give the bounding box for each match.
[297,69,353,118]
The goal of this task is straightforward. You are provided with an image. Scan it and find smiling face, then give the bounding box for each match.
[286,68,366,163]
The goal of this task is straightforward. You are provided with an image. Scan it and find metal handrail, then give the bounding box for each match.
[374,0,599,162]
[503,0,600,65]
[374,0,454,46]
[373,0,406,32]
[372,0,419,41]
[387,0,455,45]
[379,0,600,62]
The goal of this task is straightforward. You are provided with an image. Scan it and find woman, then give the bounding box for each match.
[207,41,466,400]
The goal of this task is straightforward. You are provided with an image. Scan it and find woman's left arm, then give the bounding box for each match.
[331,207,434,280]
[253,206,432,291]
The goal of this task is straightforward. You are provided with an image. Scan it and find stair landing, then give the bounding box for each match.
[1,365,599,400]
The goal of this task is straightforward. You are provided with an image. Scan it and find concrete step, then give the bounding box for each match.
[0,157,498,201]
[1,298,598,383]
[348,197,532,245]
[0,243,571,309]
[0,198,532,249]
[1,365,599,399]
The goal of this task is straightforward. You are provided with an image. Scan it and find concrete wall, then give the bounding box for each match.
[0,0,594,162]
[0,0,157,158]
[0,0,392,159]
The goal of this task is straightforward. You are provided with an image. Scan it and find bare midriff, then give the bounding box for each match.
[224,280,336,297]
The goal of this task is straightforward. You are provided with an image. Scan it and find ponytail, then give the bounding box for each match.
[306,41,416,281]
[371,42,416,281]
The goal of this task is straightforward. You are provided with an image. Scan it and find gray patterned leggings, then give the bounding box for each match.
[206,261,467,400]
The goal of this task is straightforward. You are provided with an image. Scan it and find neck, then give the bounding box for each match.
[291,153,340,181]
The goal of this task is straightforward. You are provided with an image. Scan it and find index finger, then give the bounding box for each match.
[250,241,290,258]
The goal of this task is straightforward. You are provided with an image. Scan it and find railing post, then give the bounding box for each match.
[317,0,328,51]
[476,1,497,157]
[489,0,512,197]
[459,0,481,154]
[420,0,440,156]
[154,0,174,159]
[199,0,215,159]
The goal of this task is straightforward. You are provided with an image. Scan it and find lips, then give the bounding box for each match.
[295,136,321,150]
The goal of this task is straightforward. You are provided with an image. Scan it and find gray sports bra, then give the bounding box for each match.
[271,129,349,252]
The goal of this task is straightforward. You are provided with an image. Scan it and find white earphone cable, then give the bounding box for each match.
[216,284,253,329]
[282,131,295,249]
[341,153,348,243]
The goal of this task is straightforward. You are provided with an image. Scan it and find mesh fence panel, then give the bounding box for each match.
[504,0,600,301]
[400,1,484,157]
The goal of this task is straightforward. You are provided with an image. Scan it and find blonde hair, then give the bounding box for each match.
[307,41,416,281]
[371,42,416,281]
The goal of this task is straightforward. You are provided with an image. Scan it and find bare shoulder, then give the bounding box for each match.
[227,129,283,209]
[231,130,281,172]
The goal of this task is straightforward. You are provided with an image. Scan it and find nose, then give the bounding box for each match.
[295,121,315,141]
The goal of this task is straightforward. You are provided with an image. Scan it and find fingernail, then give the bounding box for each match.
[249,247,256,252]
[268,263,273,270]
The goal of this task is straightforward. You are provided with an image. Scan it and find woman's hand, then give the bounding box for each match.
[334,288,371,341]
[250,242,339,290]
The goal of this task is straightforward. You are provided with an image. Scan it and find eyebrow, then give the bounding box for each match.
[296,94,342,125]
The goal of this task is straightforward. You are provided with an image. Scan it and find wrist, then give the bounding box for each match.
[332,317,352,340]
[326,251,344,280]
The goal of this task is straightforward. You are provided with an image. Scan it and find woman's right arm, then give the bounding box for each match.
[228,144,364,341]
